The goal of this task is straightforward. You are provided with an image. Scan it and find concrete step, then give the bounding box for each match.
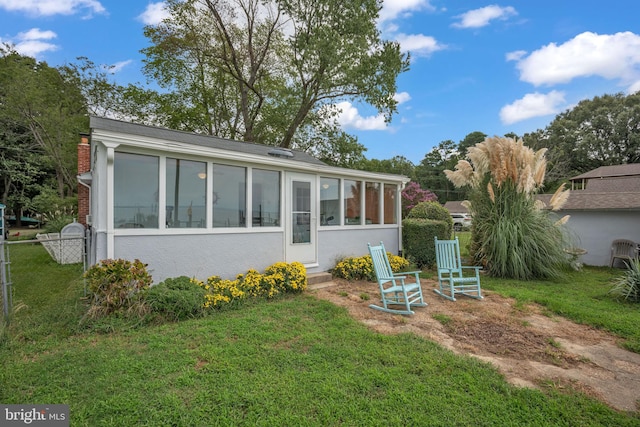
[307,271,333,286]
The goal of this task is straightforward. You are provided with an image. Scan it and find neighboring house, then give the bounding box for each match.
[77,117,409,283]
[442,164,640,266]
[558,164,640,266]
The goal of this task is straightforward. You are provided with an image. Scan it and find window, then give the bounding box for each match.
[320,177,340,226]
[365,182,380,224]
[384,184,397,224]
[166,158,207,228]
[252,169,280,226]
[344,179,361,225]
[114,152,159,228]
[212,164,246,227]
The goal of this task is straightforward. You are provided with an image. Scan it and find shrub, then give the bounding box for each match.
[402,218,449,268]
[407,201,451,223]
[193,262,308,309]
[84,259,152,318]
[144,276,207,321]
[609,260,640,302]
[333,253,409,281]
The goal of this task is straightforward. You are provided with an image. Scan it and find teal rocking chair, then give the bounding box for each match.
[434,237,483,301]
[367,242,427,315]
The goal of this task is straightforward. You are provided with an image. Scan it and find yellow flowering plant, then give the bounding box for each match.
[194,262,308,309]
[333,253,409,281]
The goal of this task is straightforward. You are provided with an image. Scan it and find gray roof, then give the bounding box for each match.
[571,163,640,180]
[443,201,468,213]
[89,116,327,167]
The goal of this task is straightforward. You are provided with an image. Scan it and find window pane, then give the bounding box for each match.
[384,184,397,224]
[320,177,340,226]
[365,182,380,225]
[166,158,207,228]
[292,180,310,243]
[344,179,361,225]
[213,164,246,227]
[252,169,280,227]
[114,152,159,228]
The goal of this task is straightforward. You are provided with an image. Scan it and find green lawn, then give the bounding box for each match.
[1,244,638,426]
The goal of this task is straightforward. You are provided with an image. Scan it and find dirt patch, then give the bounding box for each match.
[310,279,640,413]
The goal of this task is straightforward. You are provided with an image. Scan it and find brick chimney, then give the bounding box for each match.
[77,133,91,226]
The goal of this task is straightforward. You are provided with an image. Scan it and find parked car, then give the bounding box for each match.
[451,213,472,231]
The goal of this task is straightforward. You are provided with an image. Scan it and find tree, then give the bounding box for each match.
[458,131,486,158]
[354,155,415,178]
[0,47,88,197]
[415,140,463,203]
[525,92,640,179]
[140,0,409,150]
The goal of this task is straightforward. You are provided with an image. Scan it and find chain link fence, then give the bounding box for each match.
[1,232,89,323]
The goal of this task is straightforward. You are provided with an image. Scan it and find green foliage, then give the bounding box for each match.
[193,262,308,309]
[144,276,207,321]
[407,201,452,223]
[609,260,640,302]
[138,0,408,152]
[332,253,409,281]
[84,259,153,318]
[402,218,449,268]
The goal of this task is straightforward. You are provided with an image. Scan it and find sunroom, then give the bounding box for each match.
[80,117,409,283]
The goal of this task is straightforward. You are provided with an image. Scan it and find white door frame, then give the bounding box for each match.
[285,172,317,265]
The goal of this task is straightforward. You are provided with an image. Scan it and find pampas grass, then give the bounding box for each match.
[445,136,572,280]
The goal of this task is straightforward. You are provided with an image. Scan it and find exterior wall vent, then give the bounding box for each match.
[267,148,294,159]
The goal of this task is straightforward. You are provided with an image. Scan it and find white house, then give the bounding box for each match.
[560,164,640,266]
[78,117,409,282]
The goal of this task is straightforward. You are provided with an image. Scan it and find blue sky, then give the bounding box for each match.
[1,1,639,164]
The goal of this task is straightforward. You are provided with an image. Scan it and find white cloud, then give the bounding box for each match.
[0,0,105,17]
[335,101,387,131]
[500,90,566,125]
[452,5,517,29]
[10,28,59,57]
[395,33,446,57]
[514,31,640,91]
[379,0,435,23]
[505,50,526,62]
[394,92,411,104]
[102,60,133,74]
[137,2,170,26]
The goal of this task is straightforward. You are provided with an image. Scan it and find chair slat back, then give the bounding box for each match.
[612,239,636,257]
[435,237,462,273]
[368,242,393,279]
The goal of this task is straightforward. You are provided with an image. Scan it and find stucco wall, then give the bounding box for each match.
[93,226,401,283]
[316,227,399,272]
[113,232,284,282]
[563,210,640,266]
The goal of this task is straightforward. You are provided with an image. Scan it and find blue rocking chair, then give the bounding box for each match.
[367,242,427,315]
[434,237,483,301]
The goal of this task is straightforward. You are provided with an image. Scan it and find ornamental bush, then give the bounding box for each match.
[84,258,152,318]
[332,253,409,281]
[144,276,208,321]
[445,136,572,279]
[193,261,308,309]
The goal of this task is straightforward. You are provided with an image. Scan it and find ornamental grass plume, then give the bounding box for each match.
[444,136,573,280]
